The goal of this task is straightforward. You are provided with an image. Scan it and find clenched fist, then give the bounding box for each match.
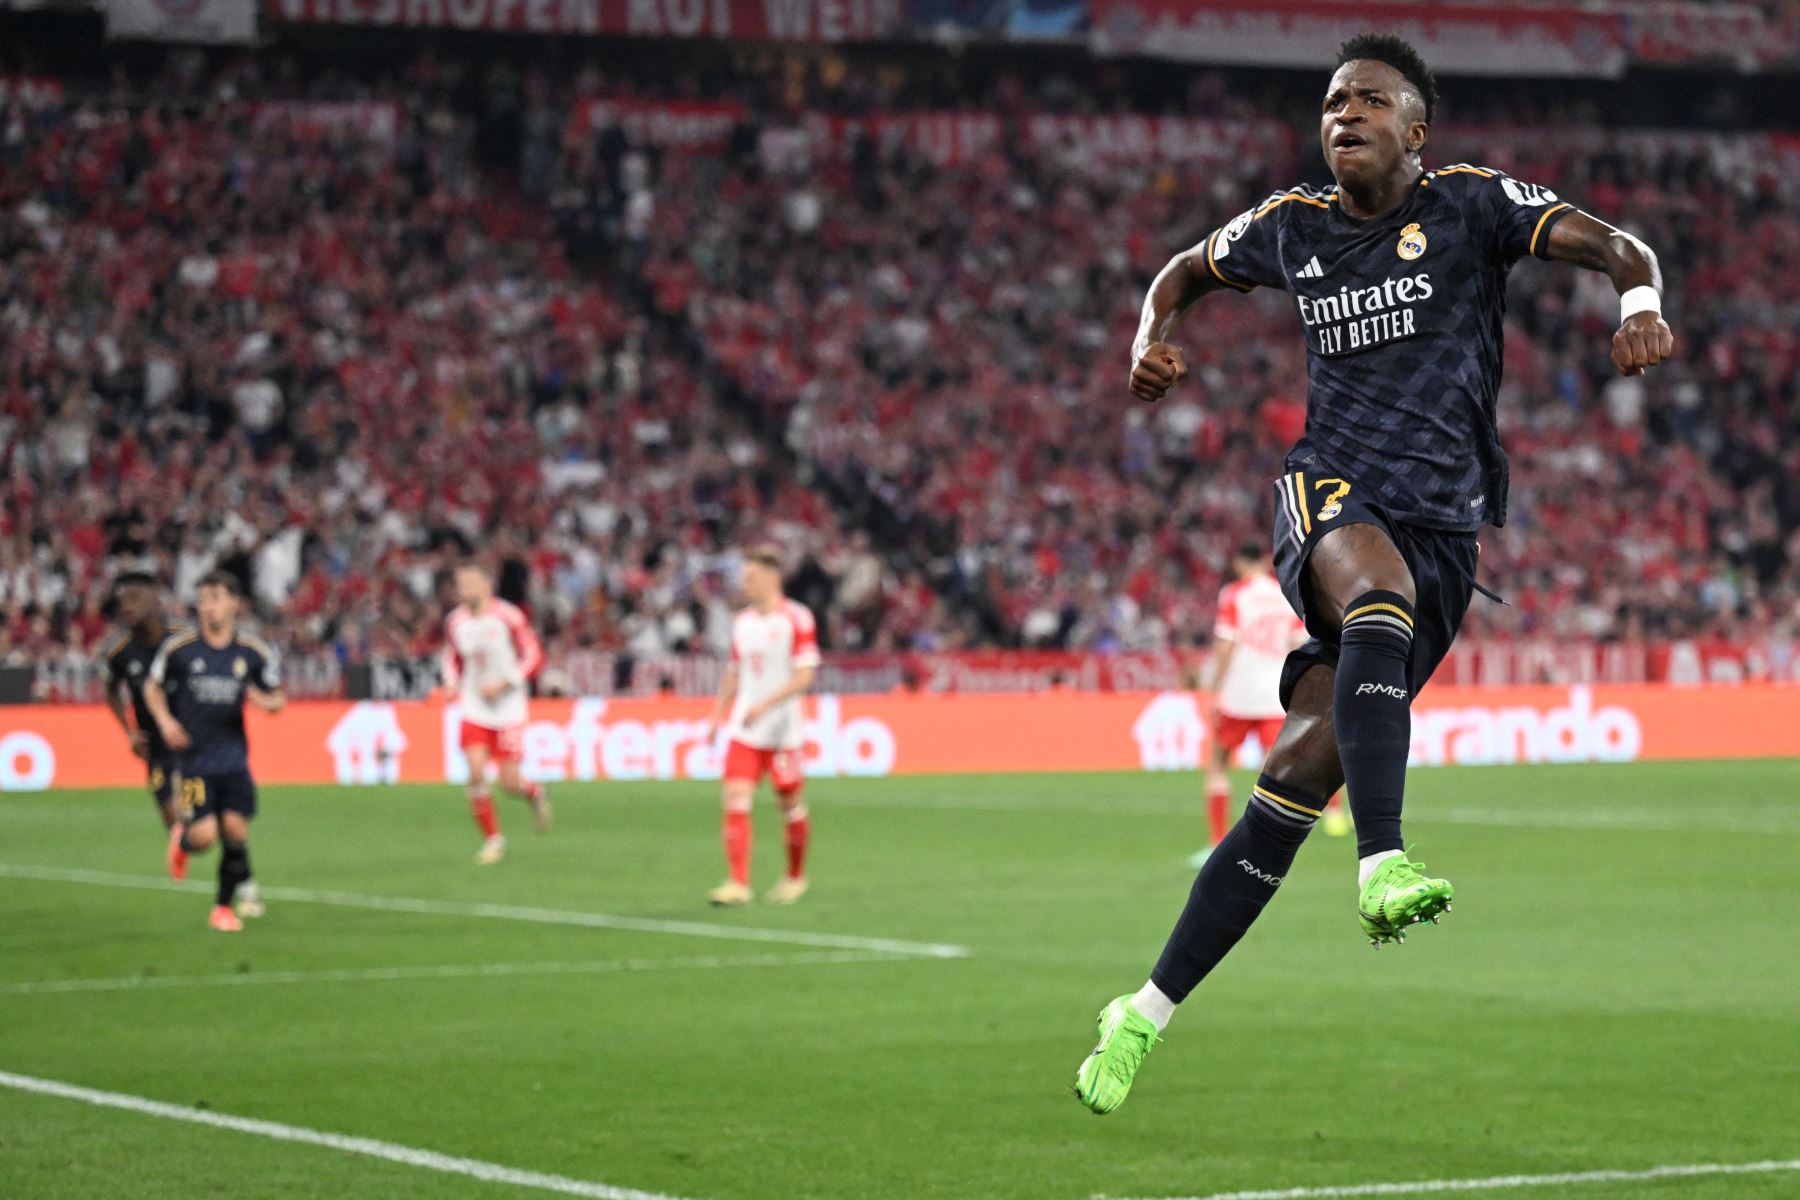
[1130,342,1189,402]
[1612,311,1674,377]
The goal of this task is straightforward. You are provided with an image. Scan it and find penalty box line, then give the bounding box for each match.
[0,950,910,996]
[1097,1157,1800,1200]
[0,863,970,959]
[0,1069,696,1200]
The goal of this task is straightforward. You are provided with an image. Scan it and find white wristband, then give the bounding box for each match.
[1620,285,1661,322]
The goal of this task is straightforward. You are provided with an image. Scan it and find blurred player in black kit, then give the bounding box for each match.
[103,573,183,833]
[145,572,286,932]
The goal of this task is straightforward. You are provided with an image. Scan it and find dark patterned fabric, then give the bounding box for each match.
[149,633,281,777]
[1203,165,1576,531]
[104,630,179,760]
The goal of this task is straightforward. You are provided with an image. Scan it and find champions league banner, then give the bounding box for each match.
[107,0,258,42]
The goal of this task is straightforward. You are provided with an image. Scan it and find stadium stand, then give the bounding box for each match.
[3,48,1797,689]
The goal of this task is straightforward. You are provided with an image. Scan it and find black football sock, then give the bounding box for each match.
[217,840,251,907]
[1148,776,1325,1004]
[1333,589,1415,858]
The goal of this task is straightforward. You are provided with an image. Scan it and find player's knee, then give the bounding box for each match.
[185,819,219,851]
[722,784,754,814]
[220,813,251,842]
[1309,524,1415,625]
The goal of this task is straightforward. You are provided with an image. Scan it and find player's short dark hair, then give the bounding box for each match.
[1337,33,1438,124]
[111,571,159,592]
[1235,540,1266,562]
[196,570,241,597]
[453,558,490,577]
[745,544,784,571]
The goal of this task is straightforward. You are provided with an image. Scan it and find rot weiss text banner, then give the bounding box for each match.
[265,0,904,41]
[3,686,1795,792]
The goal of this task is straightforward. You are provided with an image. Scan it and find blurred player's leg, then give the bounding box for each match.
[465,742,505,864]
[766,751,808,905]
[497,756,551,833]
[166,823,190,881]
[1189,725,1236,868]
[166,776,207,880]
[711,743,758,905]
[215,809,254,928]
[1076,669,1341,1114]
[151,764,180,832]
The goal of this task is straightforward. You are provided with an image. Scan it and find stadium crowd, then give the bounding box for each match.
[623,104,1800,650]
[0,57,934,686]
[2,49,1797,679]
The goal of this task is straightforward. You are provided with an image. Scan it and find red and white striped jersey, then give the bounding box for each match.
[727,600,821,750]
[443,599,544,730]
[1214,572,1302,720]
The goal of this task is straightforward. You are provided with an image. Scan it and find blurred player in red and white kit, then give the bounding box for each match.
[442,561,550,865]
[1191,543,1348,868]
[704,545,820,907]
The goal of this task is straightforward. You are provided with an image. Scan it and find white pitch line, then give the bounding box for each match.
[1099,1158,1800,1200]
[0,863,970,959]
[0,949,905,996]
[1422,807,1800,836]
[0,1069,695,1200]
[831,793,1800,836]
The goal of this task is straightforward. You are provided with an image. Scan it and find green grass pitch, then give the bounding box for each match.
[1,761,1796,1200]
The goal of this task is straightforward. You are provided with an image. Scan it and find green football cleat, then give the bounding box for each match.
[1073,996,1160,1115]
[1358,853,1453,946]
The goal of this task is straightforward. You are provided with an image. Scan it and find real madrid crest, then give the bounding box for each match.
[234,657,248,678]
[1397,222,1428,261]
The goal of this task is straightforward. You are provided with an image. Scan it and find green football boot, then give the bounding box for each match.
[1358,853,1454,946]
[1073,996,1160,1115]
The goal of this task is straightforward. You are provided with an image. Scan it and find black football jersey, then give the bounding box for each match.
[1199,164,1575,531]
[104,629,181,760]
[148,630,281,777]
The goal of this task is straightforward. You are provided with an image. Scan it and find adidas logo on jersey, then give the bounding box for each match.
[1295,255,1325,280]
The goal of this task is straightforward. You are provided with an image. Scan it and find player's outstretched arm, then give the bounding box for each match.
[1130,246,1231,402]
[1545,211,1675,377]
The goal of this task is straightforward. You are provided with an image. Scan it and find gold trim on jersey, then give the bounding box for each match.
[1205,231,1255,292]
[160,631,201,655]
[235,633,275,659]
[1254,190,1334,219]
[1529,202,1572,258]
[1425,165,1497,183]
